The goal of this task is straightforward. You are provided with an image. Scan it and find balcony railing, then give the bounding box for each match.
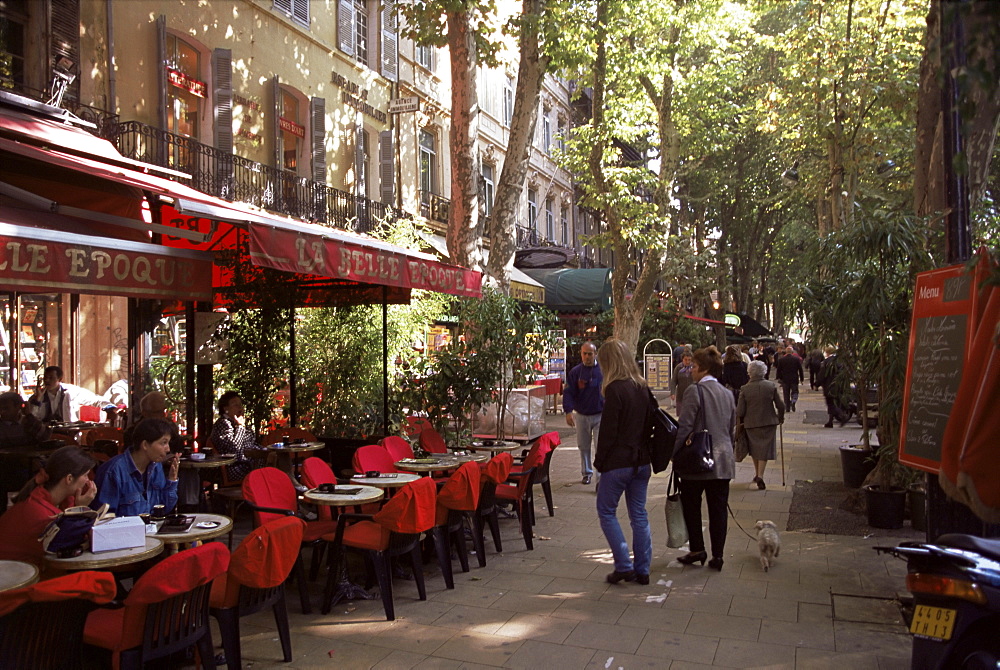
[3,83,120,139]
[419,191,450,224]
[109,120,400,235]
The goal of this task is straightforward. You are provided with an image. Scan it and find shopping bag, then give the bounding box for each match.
[664,471,688,549]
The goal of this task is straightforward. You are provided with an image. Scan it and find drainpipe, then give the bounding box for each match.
[105,0,116,113]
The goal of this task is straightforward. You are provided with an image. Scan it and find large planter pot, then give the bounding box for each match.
[909,485,927,532]
[864,485,907,529]
[840,445,876,489]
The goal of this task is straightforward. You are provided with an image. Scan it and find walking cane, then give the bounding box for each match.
[779,423,786,486]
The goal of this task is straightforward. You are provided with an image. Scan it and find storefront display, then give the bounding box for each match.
[1,293,63,394]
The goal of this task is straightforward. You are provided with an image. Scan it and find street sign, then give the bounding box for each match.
[389,97,420,114]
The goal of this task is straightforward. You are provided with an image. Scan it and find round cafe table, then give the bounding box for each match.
[259,442,325,485]
[393,456,460,476]
[0,560,39,592]
[44,536,164,571]
[153,513,233,547]
[303,485,384,611]
[448,451,490,464]
[464,441,522,456]
[349,472,421,488]
[177,454,236,470]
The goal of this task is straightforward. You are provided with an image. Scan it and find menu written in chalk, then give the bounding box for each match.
[901,314,967,461]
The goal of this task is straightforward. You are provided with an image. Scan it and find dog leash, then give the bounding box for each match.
[726,503,759,541]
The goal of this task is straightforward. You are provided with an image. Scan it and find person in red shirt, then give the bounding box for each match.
[0,446,97,568]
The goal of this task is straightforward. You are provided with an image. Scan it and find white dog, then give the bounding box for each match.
[755,520,781,572]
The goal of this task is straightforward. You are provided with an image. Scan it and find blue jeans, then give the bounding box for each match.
[575,412,601,476]
[596,465,652,575]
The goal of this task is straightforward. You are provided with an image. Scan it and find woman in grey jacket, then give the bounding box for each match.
[675,346,736,571]
[736,360,784,490]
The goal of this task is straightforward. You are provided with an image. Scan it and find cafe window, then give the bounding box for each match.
[482,163,495,218]
[419,129,436,200]
[527,188,537,232]
[0,293,64,394]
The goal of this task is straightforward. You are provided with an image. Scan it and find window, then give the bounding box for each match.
[543,114,552,154]
[416,44,434,71]
[545,198,554,240]
[354,0,370,67]
[357,127,370,197]
[279,89,301,171]
[165,34,201,141]
[419,129,436,198]
[502,75,514,126]
[273,0,309,27]
[560,205,569,245]
[527,189,537,231]
[482,163,495,218]
[0,0,27,91]
[557,118,566,153]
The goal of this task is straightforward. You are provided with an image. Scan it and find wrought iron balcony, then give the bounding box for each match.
[419,191,450,224]
[108,120,400,235]
[3,83,120,138]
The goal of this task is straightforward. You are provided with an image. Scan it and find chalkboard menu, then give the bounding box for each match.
[899,265,974,472]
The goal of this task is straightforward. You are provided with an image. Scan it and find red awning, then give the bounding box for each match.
[683,314,726,325]
[0,208,214,301]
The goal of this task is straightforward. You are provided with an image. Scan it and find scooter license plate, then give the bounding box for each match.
[910,605,956,641]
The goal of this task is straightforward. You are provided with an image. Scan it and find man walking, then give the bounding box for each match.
[563,342,603,484]
[774,346,804,411]
[817,346,851,427]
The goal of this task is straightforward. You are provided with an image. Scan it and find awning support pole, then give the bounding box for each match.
[383,285,389,436]
[289,306,297,426]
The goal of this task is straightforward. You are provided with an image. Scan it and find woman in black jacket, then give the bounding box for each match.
[720,344,749,403]
[594,339,652,585]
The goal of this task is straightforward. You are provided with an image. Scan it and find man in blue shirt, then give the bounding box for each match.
[563,342,604,484]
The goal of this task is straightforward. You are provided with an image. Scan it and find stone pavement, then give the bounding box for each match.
[232,387,916,669]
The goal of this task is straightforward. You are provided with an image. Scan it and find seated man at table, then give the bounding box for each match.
[0,445,98,569]
[210,391,259,481]
[27,366,107,424]
[93,418,179,517]
[0,391,52,448]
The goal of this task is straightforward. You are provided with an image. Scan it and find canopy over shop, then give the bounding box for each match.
[1,91,481,438]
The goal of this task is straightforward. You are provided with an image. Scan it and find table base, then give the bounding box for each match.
[322,556,376,613]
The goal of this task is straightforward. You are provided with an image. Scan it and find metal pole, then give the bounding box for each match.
[289,306,297,426]
[382,285,389,436]
[779,423,786,487]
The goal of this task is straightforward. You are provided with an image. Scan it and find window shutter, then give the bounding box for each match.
[274,0,292,15]
[380,0,398,82]
[355,118,366,198]
[272,75,282,168]
[156,15,168,132]
[50,0,80,104]
[310,97,326,184]
[292,0,309,26]
[379,130,394,206]
[213,49,234,199]
[338,0,355,56]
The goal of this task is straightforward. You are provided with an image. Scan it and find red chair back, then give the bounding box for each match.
[353,445,397,474]
[482,452,513,484]
[436,462,481,524]
[210,516,307,609]
[380,436,413,462]
[243,467,298,526]
[522,440,550,471]
[300,457,335,489]
[0,571,116,618]
[419,428,448,454]
[403,416,432,437]
[373,477,436,534]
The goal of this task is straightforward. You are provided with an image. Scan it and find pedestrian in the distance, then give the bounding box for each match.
[563,342,603,485]
[720,344,749,404]
[737,361,784,490]
[774,345,804,411]
[669,349,695,410]
[593,339,652,585]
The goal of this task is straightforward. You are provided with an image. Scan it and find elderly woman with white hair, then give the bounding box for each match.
[736,360,784,489]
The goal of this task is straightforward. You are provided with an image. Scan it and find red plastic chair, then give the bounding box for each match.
[419,428,449,454]
[210,516,306,670]
[511,432,561,517]
[352,444,399,474]
[496,442,545,551]
[475,453,513,561]
[380,435,414,462]
[431,462,482,588]
[403,416,433,437]
[321,477,437,620]
[84,543,229,670]
[300,456,337,521]
[242,467,338,613]
[0,571,116,670]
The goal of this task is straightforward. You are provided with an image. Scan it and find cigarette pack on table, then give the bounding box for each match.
[91,516,145,552]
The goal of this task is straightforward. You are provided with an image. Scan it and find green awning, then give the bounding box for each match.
[521,268,613,313]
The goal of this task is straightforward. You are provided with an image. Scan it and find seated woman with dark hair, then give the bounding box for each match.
[93,418,179,517]
[210,391,258,481]
[0,446,97,567]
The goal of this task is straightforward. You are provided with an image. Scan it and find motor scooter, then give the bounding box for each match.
[875,534,1000,669]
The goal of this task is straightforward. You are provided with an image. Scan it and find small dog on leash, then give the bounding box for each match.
[755,520,781,571]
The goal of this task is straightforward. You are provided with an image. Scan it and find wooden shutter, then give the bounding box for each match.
[272,75,282,168]
[338,0,355,56]
[50,0,80,104]
[213,48,234,198]
[156,15,168,131]
[355,117,366,198]
[311,97,326,184]
[291,0,309,26]
[274,0,292,15]
[380,0,398,82]
[379,130,394,205]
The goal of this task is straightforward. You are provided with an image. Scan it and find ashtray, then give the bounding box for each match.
[189,453,206,461]
[195,521,220,529]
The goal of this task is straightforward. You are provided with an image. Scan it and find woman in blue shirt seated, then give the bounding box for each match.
[94,417,179,517]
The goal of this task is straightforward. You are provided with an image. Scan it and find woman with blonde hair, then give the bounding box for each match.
[594,339,653,585]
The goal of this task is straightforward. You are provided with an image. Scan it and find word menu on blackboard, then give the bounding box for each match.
[899,265,973,472]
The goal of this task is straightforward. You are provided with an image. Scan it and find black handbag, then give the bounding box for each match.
[645,389,678,474]
[672,385,715,475]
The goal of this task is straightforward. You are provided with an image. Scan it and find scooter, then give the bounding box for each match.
[875,534,1000,669]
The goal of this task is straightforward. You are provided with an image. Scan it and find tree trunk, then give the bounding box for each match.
[485,0,549,291]
[445,10,481,270]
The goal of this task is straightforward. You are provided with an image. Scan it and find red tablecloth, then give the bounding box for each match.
[535,378,562,396]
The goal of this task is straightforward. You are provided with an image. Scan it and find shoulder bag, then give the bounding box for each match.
[645,389,678,474]
[664,470,688,548]
[672,384,715,476]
